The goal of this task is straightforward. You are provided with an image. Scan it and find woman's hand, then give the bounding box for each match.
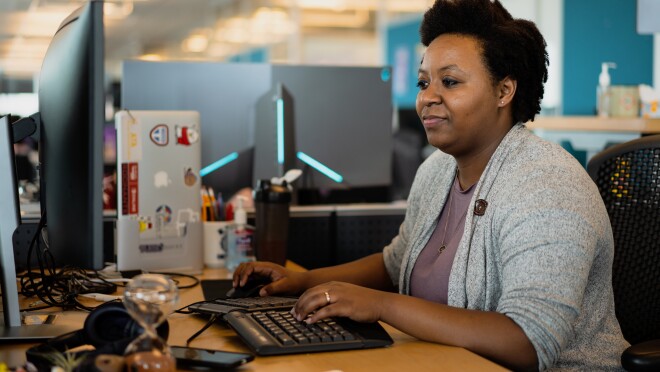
[232,261,308,296]
[291,281,388,324]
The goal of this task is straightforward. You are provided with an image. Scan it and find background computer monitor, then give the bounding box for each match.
[271,65,393,204]
[37,0,105,269]
[122,62,393,203]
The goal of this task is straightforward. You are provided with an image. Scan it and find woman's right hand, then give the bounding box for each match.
[232,261,308,296]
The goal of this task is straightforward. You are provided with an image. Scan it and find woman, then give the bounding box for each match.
[233,0,628,370]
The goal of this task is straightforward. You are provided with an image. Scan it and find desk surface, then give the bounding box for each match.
[1,266,507,371]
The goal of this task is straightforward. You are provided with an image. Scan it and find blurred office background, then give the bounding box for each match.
[0,0,657,203]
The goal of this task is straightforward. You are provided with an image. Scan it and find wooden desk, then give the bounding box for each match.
[1,267,507,371]
[527,116,660,134]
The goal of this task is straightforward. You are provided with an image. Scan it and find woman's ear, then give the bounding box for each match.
[498,77,517,107]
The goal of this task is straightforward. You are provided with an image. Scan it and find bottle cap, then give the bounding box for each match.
[235,196,247,225]
[599,62,617,87]
[254,179,292,204]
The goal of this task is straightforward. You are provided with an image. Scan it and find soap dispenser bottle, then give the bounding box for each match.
[597,62,616,118]
[225,196,256,272]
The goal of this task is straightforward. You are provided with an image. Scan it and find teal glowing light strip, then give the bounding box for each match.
[200,152,238,177]
[296,151,343,183]
[277,98,284,165]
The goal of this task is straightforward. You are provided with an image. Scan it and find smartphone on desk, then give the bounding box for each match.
[171,346,254,369]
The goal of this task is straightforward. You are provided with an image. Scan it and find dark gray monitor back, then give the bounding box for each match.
[38,0,105,269]
[272,65,393,190]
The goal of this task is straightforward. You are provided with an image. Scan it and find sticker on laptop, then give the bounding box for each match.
[137,216,153,232]
[184,167,197,186]
[119,113,143,162]
[121,162,139,215]
[154,170,171,188]
[155,205,173,224]
[175,124,199,146]
[139,243,164,253]
[150,124,169,146]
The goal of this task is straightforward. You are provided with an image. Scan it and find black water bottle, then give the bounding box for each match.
[253,179,292,265]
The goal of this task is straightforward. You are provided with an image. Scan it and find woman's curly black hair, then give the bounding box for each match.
[420,0,549,124]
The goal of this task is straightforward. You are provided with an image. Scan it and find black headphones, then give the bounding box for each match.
[26,301,169,370]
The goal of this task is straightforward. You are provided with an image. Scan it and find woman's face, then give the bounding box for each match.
[416,33,507,157]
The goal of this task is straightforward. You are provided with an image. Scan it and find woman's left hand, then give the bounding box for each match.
[291,281,387,324]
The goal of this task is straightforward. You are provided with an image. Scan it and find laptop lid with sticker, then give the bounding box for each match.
[115,110,203,272]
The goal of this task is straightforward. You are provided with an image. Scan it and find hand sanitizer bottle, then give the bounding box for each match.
[597,62,616,118]
[226,196,255,272]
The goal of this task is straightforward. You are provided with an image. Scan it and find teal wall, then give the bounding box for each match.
[386,18,422,109]
[563,0,653,115]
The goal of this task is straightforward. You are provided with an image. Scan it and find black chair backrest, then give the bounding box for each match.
[587,134,660,345]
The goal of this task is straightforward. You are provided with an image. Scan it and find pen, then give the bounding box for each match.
[225,202,234,221]
[208,186,219,220]
[201,187,214,221]
[216,192,225,221]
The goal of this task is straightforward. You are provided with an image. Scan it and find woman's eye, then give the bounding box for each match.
[416,80,429,89]
[442,77,458,87]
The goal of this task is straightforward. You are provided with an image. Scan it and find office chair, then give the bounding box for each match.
[587,134,660,371]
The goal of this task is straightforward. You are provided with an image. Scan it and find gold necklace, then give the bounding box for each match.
[438,189,469,254]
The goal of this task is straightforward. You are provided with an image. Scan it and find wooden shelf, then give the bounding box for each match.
[526,116,660,134]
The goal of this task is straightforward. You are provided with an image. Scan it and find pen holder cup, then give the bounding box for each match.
[203,221,232,268]
[254,180,292,266]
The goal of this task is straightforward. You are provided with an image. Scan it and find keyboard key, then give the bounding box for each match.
[277,334,295,345]
[341,331,355,341]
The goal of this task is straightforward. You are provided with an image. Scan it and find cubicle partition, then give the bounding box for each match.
[247,204,405,269]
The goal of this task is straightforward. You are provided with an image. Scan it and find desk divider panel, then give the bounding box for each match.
[16,205,406,271]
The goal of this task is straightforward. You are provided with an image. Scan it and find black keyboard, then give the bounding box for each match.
[225,310,393,355]
[189,296,298,316]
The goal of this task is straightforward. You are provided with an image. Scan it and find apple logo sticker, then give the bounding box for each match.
[154,170,171,188]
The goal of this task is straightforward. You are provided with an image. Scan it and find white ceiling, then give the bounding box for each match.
[0,0,236,78]
[0,0,431,81]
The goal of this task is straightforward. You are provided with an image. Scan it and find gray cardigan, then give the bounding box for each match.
[383,124,629,370]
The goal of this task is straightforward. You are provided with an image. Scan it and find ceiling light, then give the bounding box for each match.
[138,54,163,61]
[301,8,369,28]
[296,0,349,12]
[104,1,134,20]
[218,17,251,44]
[207,43,237,58]
[183,34,209,53]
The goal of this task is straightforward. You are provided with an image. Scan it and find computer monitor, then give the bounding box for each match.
[37,0,105,269]
[0,115,24,329]
[1,115,76,339]
[1,0,111,340]
[270,65,393,204]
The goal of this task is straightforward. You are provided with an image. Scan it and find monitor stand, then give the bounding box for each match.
[0,115,77,341]
[0,320,76,341]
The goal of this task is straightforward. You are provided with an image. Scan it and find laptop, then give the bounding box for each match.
[115,110,203,273]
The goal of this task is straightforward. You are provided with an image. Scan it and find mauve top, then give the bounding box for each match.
[409,177,476,304]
